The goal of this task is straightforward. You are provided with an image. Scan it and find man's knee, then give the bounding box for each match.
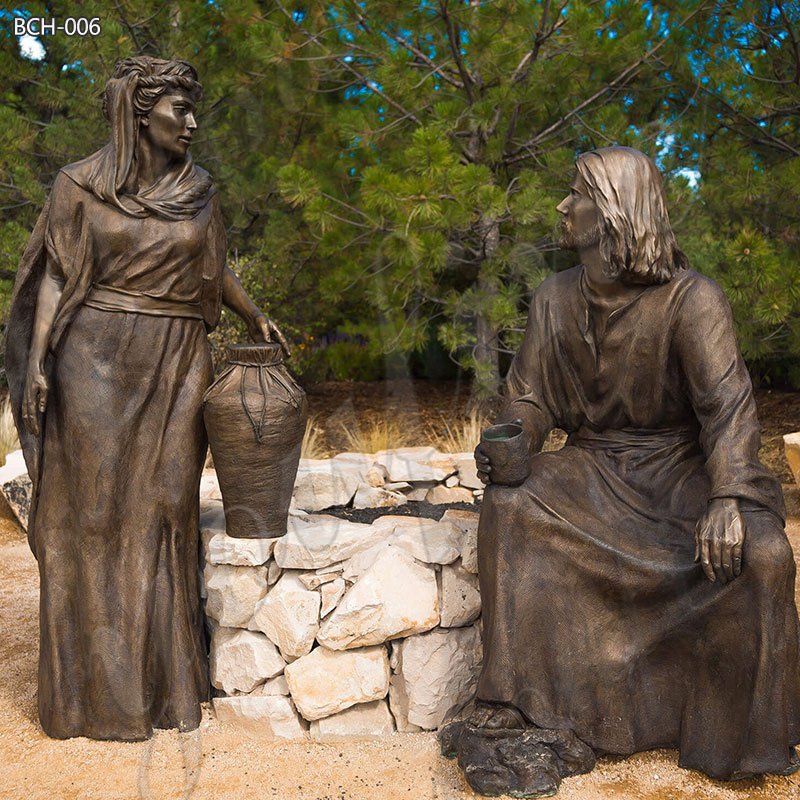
[743,515,796,582]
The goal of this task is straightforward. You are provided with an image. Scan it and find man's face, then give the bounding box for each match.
[140,91,197,159]
[556,173,602,251]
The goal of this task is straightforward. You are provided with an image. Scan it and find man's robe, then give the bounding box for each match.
[476,265,800,779]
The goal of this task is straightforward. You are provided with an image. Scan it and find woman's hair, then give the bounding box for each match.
[102,56,202,121]
[575,146,688,284]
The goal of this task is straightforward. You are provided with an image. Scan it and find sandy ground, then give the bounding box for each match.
[2,502,800,800]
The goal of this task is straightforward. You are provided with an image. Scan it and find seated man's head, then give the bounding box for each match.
[557,146,688,285]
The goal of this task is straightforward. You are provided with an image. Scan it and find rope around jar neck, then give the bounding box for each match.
[239,364,302,442]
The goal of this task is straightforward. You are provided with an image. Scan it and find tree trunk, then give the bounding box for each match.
[474,216,501,394]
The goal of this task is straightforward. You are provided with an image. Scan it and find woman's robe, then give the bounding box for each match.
[6,164,225,740]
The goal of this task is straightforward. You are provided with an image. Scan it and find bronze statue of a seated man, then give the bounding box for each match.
[453,146,800,796]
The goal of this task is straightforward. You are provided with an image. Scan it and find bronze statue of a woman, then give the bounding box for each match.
[5,56,283,741]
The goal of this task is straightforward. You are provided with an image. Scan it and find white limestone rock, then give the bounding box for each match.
[374,447,456,483]
[200,469,222,500]
[320,577,346,617]
[389,625,482,730]
[332,452,378,466]
[251,674,290,696]
[292,459,363,512]
[317,546,439,650]
[212,695,305,739]
[204,564,267,627]
[298,570,341,590]
[267,561,282,586]
[210,627,285,694]
[364,465,388,488]
[274,514,385,570]
[388,643,423,733]
[389,518,462,566]
[404,482,438,501]
[353,485,408,509]
[309,699,395,741]
[439,563,481,627]
[444,475,459,488]
[252,572,320,660]
[317,563,345,576]
[207,532,277,566]
[442,509,480,574]
[369,514,421,535]
[425,485,474,505]
[784,432,800,488]
[284,645,390,721]
[341,541,388,582]
[454,452,483,490]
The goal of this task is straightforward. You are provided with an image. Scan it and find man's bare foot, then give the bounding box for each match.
[469,702,526,730]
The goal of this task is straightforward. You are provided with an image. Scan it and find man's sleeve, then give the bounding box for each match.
[496,289,557,453]
[674,275,784,516]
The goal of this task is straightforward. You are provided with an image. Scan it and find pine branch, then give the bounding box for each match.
[510,0,569,85]
[774,0,800,85]
[346,1,465,90]
[275,0,421,125]
[700,86,800,157]
[505,0,716,164]
[439,0,475,104]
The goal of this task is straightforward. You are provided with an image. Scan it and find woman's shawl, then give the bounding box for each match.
[5,158,223,524]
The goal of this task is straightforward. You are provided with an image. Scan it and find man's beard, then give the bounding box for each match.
[559,220,603,251]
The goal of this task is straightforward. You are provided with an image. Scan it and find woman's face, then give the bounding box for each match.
[140,91,197,158]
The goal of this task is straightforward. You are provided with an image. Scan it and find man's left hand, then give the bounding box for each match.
[694,497,745,584]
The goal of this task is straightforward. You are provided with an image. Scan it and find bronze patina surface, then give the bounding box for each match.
[460,147,800,795]
[5,56,286,742]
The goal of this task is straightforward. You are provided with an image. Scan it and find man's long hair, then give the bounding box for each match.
[576,146,688,284]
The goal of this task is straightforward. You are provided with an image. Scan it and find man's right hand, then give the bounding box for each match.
[23,365,49,436]
[475,443,492,484]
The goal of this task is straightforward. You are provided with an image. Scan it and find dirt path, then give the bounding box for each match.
[1,501,799,800]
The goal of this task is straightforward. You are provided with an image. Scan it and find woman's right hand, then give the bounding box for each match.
[23,364,49,436]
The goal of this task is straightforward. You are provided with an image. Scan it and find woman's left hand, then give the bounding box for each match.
[249,312,291,357]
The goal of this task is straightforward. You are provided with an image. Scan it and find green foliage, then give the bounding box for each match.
[1,0,798,390]
[322,340,383,381]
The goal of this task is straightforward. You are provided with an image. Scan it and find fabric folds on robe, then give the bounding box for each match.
[5,159,226,740]
[476,266,799,780]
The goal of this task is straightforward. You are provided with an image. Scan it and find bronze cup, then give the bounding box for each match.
[480,422,531,486]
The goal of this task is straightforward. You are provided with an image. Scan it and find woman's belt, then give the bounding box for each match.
[569,425,700,454]
[84,284,204,320]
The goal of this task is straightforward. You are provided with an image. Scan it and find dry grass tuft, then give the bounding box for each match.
[428,410,490,454]
[301,415,331,459]
[339,414,421,454]
[0,397,20,466]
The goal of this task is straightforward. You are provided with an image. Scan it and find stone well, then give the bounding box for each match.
[201,446,484,740]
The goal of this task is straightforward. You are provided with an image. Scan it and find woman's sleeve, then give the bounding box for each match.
[497,289,557,452]
[200,193,228,331]
[44,173,96,351]
[674,274,783,514]
[43,172,86,284]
